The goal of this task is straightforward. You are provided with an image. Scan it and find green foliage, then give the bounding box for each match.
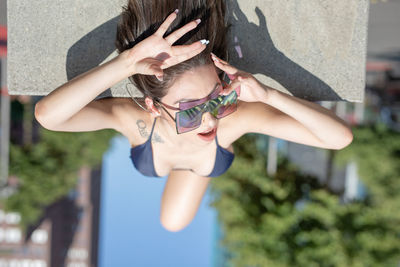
[334,122,400,204]
[209,126,400,267]
[3,127,117,233]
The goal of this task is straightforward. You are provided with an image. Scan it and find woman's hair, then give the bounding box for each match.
[115,0,229,103]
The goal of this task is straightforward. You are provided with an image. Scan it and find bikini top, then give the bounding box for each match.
[129,117,235,178]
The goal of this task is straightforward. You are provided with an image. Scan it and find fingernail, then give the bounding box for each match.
[174,9,179,14]
[211,54,219,62]
[235,86,241,96]
[227,74,236,80]
[200,39,210,45]
[156,75,163,81]
[195,18,201,24]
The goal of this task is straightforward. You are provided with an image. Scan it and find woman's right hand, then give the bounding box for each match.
[120,9,207,80]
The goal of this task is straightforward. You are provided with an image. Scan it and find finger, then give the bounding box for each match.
[150,65,164,77]
[226,73,237,81]
[155,74,164,82]
[210,52,229,65]
[165,19,200,45]
[161,43,207,68]
[155,10,179,37]
[136,58,164,75]
[222,79,241,96]
[211,55,238,75]
[170,40,203,56]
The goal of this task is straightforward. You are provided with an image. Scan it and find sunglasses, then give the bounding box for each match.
[154,84,238,134]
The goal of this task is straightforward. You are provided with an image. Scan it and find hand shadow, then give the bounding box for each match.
[65,1,343,102]
[66,16,121,99]
[226,0,342,102]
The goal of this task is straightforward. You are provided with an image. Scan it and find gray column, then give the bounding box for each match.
[267,136,277,177]
[0,57,9,187]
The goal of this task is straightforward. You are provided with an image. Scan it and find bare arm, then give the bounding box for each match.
[35,10,206,132]
[261,87,353,149]
[34,53,132,130]
[211,53,353,150]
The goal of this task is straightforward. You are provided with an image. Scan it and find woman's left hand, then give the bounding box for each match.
[211,53,270,103]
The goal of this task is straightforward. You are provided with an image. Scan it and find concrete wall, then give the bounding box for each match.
[7,0,368,102]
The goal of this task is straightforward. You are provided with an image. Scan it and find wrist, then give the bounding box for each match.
[116,48,139,77]
[260,84,276,104]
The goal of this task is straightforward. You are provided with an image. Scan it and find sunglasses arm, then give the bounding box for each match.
[152,100,178,122]
[155,99,180,111]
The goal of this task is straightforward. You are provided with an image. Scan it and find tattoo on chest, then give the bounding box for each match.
[152,133,163,143]
[136,119,164,143]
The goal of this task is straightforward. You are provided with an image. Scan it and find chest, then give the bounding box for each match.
[130,121,238,177]
[122,101,245,177]
[152,131,234,177]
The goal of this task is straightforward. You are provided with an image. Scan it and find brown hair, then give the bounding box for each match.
[115,0,229,105]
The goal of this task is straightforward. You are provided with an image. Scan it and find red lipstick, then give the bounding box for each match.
[197,127,217,141]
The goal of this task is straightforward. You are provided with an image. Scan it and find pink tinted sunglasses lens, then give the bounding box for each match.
[176,114,202,133]
[216,102,237,118]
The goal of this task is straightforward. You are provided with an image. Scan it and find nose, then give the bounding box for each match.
[201,112,217,129]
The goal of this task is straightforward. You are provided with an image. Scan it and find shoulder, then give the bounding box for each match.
[223,100,282,140]
[104,97,151,145]
[218,100,250,144]
[109,97,146,116]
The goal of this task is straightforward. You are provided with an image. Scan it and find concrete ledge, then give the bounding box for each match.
[7,0,368,102]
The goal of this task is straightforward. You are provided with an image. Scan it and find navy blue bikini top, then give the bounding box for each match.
[130,117,235,178]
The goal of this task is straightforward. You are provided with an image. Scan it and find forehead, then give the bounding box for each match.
[162,65,221,104]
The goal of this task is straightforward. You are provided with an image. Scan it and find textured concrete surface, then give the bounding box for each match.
[367,0,400,77]
[0,0,6,25]
[367,0,400,56]
[7,0,369,102]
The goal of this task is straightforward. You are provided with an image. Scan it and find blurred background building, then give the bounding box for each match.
[0,166,101,267]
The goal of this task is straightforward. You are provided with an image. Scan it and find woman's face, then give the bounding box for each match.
[150,64,224,144]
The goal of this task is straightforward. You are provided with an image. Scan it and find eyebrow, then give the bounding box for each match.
[173,83,220,105]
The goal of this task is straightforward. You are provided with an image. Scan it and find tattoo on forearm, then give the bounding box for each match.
[136,119,164,143]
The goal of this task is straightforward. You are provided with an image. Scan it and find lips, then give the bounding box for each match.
[197,127,217,141]
[199,127,216,135]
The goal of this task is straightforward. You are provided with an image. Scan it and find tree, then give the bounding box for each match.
[2,127,117,233]
[209,124,400,267]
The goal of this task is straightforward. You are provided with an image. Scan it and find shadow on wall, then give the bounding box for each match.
[226,0,341,101]
[65,0,341,101]
[66,16,120,85]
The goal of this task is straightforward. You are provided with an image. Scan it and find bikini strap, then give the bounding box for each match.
[150,117,157,137]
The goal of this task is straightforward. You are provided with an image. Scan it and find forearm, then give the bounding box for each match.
[262,86,353,147]
[35,51,133,126]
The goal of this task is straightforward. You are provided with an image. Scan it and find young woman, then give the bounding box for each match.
[34,0,353,232]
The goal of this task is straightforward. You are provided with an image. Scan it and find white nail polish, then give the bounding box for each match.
[195,19,201,24]
[200,39,209,45]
